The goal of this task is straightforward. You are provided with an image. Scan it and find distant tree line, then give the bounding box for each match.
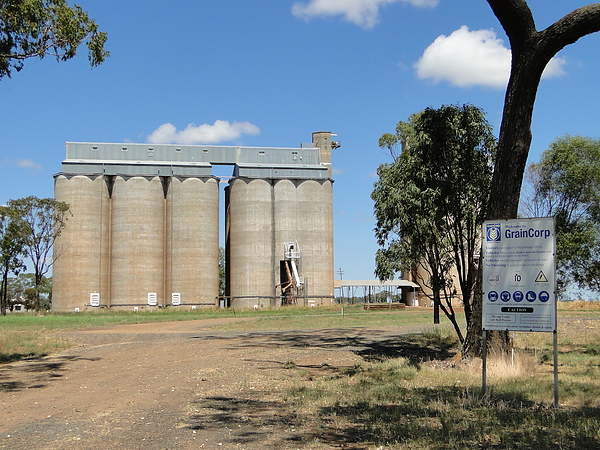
[0,197,69,315]
[4,273,52,312]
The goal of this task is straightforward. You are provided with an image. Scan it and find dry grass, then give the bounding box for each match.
[281,318,600,449]
[559,300,600,310]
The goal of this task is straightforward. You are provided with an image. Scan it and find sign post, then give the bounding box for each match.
[481,218,558,407]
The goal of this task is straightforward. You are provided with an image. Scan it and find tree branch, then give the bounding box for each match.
[540,4,600,57]
[486,0,536,47]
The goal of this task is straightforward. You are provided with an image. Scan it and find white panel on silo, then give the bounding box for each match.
[110,176,165,307]
[168,176,219,306]
[53,174,109,312]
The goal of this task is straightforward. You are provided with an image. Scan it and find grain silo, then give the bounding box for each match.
[53,174,110,310]
[294,179,334,304]
[167,176,219,306]
[110,176,166,308]
[225,178,275,308]
[224,140,336,309]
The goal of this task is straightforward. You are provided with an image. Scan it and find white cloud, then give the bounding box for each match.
[292,0,438,29]
[354,212,375,223]
[16,159,42,170]
[542,55,567,79]
[2,158,42,170]
[147,120,260,145]
[415,26,566,89]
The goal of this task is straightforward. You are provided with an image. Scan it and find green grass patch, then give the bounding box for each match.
[0,308,233,361]
[212,306,453,331]
[0,305,459,361]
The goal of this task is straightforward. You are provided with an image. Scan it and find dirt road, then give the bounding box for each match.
[0,318,430,449]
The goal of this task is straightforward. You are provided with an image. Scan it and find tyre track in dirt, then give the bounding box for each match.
[0,318,431,449]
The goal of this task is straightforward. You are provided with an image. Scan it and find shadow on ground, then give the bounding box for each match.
[0,355,100,391]
[191,328,456,366]
[186,330,600,449]
[185,379,600,449]
[184,329,464,448]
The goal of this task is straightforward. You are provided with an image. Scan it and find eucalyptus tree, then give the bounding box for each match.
[522,135,600,294]
[0,206,27,316]
[8,197,69,311]
[486,0,600,219]
[0,0,108,78]
[372,104,496,344]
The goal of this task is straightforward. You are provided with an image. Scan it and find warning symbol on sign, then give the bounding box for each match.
[535,271,549,283]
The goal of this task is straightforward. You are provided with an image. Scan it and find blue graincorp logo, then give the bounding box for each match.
[486,223,501,242]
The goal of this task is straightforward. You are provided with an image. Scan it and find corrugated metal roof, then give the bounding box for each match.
[60,142,329,179]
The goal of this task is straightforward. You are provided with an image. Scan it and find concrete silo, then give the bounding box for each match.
[226,151,335,308]
[53,174,110,311]
[294,179,334,305]
[110,176,166,308]
[167,176,219,306]
[226,178,275,309]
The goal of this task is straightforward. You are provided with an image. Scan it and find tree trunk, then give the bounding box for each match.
[487,46,545,220]
[1,269,8,316]
[34,270,42,312]
[462,0,600,358]
[463,47,545,357]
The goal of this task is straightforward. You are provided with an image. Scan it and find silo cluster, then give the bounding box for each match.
[226,177,333,308]
[53,174,219,311]
[52,132,337,311]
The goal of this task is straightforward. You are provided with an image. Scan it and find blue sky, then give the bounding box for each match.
[1,0,599,281]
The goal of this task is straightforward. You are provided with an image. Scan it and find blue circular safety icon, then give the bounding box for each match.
[539,291,550,303]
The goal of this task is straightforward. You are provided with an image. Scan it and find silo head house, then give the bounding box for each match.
[52,132,338,311]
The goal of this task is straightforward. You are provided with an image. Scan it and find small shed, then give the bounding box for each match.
[334,280,420,305]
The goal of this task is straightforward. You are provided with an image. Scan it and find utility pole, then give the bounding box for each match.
[337,268,344,303]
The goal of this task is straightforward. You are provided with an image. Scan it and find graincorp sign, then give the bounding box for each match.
[482,218,556,332]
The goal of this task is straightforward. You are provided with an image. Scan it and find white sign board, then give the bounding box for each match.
[171,293,181,306]
[482,218,556,332]
[148,292,157,306]
[90,293,100,307]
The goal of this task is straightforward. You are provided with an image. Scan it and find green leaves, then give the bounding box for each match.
[0,0,109,78]
[6,196,70,311]
[372,105,495,280]
[524,135,600,293]
[372,104,496,333]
